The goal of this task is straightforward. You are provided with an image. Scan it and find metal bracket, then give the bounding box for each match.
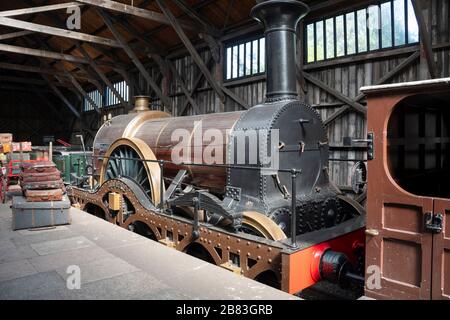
[163,169,188,202]
[343,132,374,160]
[225,186,241,202]
[424,212,443,234]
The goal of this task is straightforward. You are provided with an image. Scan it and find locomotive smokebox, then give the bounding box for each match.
[251,0,309,102]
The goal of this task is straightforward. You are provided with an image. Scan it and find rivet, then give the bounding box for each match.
[237,239,240,243]
[208,240,212,244]
[227,236,230,240]
[226,246,230,250]
[257,256,261,260]
[268,247,272,252]
[257,244,261,248]
[268,259,272,263]
[247,253,251,257]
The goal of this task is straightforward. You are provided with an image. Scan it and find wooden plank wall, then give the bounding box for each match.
[83,0,450,191]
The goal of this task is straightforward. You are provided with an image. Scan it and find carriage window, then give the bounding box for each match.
[306,0,419,63]
[387,94,450,198]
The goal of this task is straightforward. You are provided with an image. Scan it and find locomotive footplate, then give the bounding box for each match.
[68,178,365,294]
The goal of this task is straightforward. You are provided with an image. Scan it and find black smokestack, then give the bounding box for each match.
[251,0,309,102]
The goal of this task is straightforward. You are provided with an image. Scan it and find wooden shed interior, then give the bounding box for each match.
[0,0,449,194]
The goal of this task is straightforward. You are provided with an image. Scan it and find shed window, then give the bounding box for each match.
[105,80,129,107]
[225,37,265,81]
[306,0,419,64]
[84,89,103,112]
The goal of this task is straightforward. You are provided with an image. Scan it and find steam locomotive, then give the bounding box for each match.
[69,0,366,294]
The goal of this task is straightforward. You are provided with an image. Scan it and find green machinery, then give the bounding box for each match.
[53,151,92,185]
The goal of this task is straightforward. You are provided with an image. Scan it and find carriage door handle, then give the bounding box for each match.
[365,229,379,236]
[424,212,443,234]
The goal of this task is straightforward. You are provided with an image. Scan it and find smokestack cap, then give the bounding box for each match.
[251,0,309,34]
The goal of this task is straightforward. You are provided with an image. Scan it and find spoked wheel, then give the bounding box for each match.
[105,145,152,197]
[100,138,163,206]
[240,211,287,241]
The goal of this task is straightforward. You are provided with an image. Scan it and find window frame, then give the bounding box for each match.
[83,80,130,112]
[224,34,266,82]
[304,0,419,65]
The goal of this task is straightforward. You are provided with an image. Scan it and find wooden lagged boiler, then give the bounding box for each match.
[70,0,366,294]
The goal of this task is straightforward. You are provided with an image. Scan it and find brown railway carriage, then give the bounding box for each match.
[363,78,450,300]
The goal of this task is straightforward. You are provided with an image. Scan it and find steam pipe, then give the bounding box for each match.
[251,0,309,102]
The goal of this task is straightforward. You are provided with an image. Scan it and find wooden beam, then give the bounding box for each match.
[75,0,197,31]
[64,69,102,114]
[0,30,33,40]
[78,44,130,109]
[156,0,225,102]
[41,75,81,119]
[412,0,437,78]
[222,86,250,110]
[98,9,173,110]
[0,43,88,64]
[166,60,201,115]
[0,16,121,48]
[171,0,221,37]
[0,2,83,17]
[303,72,367,115]
[322,51,420,126]
[0,62,88,80]
[0,75,71,87]
[177,53,213,116]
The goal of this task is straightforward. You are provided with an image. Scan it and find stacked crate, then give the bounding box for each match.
[20,161,65,202]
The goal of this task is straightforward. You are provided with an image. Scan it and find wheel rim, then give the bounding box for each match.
[241,211,287,241]
[105,145,152,197]
[100,138,163,206]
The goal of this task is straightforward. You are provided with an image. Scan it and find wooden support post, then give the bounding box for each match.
[41,75,81,119]
[166,60,201,115]
[0,43,88,64]
[63,70,102,114]
[322,51,420,126]
[177,55,213,116]
[412,0,437,79]
[0,2,83,17]
[172,0,221,37]
[0,30,33,40]
[76,0,197,31]
[98,8,173,110]
[303,72,367,115]
[156,0,225,102]
[0,62,90,81]
[0,16,121,48]
[78,44,130,109]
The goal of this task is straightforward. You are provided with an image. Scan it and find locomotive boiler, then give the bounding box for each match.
[70,0,366,294]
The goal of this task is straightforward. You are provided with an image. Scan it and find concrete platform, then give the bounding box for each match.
[0,204,297,300]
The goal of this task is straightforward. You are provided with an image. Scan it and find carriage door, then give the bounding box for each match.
[432,199,450,300]
[365,92,450,300]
